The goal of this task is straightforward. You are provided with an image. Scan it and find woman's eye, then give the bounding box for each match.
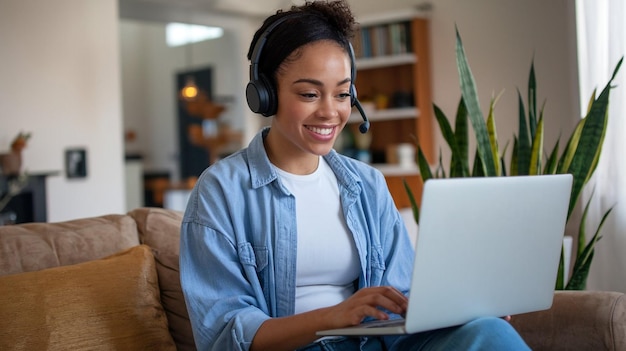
[338,93,351,99]
[300,93,318,99]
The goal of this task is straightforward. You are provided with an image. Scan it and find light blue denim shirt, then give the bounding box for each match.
[180,127,415,351]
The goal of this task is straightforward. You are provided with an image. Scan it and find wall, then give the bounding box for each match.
[0,0,125,222]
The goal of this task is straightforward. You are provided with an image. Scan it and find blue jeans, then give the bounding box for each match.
[296,337,384,351]
[297,317,530,351]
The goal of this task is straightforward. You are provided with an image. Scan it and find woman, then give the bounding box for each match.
[179,1,530,350]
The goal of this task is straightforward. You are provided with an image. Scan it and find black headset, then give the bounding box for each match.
[245,14,370,133]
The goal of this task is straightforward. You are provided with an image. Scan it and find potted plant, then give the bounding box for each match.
[405,29,622,290]
[0,132,30,176]
[0,132,31,225]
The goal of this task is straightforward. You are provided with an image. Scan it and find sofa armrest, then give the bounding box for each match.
[511,291,626,351]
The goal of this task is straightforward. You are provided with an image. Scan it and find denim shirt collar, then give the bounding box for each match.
[247,127,363,198]
[247,127,278,189]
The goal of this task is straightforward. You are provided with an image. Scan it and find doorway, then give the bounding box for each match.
[176,67,213,179]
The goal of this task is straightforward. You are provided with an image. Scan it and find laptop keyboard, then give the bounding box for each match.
[362,318,405,328]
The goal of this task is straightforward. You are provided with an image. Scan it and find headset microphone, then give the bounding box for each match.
[354,99,370,134]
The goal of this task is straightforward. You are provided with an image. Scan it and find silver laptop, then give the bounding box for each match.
[317,174,573,336]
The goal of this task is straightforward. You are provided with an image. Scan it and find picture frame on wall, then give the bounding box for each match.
[65,148,87,179]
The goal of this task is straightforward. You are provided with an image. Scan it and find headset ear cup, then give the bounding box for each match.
[246,80,264,114]
[350,84,358,107]
[246,74,276,117]
[260,74,277,117]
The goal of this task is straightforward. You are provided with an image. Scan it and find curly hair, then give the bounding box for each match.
[247,0,357,87]
[283,0,356,42]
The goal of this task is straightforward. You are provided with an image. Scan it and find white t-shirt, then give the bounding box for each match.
[274,158,361,314]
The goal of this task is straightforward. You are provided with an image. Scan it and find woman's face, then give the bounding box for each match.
[266,40,352,172]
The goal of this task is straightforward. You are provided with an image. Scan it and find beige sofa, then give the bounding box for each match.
[0,207,624,350]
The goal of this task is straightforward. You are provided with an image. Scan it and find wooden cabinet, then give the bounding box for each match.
[349,12,434,208]
[384,173,423,210]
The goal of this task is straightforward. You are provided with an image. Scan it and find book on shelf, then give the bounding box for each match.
[352,21,412,58]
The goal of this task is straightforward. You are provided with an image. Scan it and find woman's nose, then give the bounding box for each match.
[316,96,341,119]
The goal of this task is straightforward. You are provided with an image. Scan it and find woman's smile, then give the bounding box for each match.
[305,125,336,138]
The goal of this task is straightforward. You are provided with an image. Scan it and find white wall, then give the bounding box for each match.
[0,0,125,221]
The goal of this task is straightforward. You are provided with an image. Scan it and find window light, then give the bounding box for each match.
[166,23,224,47]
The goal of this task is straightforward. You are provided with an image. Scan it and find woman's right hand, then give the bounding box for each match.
[251,286,408,351]
[323,286,409,328]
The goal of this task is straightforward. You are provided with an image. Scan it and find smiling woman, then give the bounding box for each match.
[177,1,531,351]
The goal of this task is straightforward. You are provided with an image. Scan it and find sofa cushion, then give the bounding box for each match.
[0,245,176,351]
[512,290,626,350]
[129,207,196,350]
[0,214,140,276]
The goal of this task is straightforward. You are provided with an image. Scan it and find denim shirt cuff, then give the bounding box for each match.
[232,309,272,349]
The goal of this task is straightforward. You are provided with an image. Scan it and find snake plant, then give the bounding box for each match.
[405,28,622,290]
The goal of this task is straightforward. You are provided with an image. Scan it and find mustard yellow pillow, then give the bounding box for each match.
[0,245,176,351]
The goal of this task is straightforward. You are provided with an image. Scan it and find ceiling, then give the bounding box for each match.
[119,0,291,18]
[118,0,430,21]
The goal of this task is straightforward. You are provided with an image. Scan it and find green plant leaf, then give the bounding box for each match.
[557,84,602,176]
[455,27,496,176]
[433,104,466,178]
[555,245,565,290]
[454,98,470,177]
[566,206,613,290]
[544,139,560,175]
[566,58,622,218]
[566,190,613,290]
[557,117,584,175]
[516,90,531,175]
[510,137,519,176]
[528,61,538,139]
[433,104,457,150]
[566,251,594,290]
[417,146,433,183]
[500,141,510,177]
[471,149,485,177]
[578,187,593,258]
[487,92,503,176]
[566,81,615,216]
[528,107,544,175]
[403,178,420,225]
[435,149,447,178]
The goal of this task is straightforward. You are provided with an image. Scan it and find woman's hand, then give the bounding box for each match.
[251,286,408,351]
[323,286,408,328]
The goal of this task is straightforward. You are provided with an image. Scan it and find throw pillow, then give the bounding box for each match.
[130,207,196,350]
[0,245,176,351]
